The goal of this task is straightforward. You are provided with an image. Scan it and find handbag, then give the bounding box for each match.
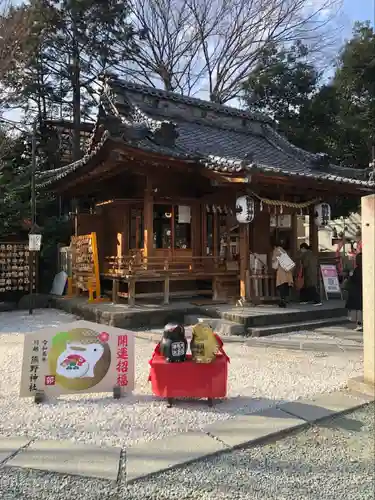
[277,250,296,272]
[295,265,304,290]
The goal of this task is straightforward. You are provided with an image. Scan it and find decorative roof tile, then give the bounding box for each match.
[36,76,375,189]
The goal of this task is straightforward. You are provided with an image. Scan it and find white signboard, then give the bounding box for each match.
[178,205,191,223]
[50,271,68,296]
[278,215,292,228]
[28,234,42,251]
[320,264,341,298]
[270,215,291,229]
[20,320,135,399]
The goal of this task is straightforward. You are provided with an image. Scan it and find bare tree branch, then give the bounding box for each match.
[0,0,33,79]
[125,0,343,103]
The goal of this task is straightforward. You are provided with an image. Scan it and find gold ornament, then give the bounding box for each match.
[190,323,219,363]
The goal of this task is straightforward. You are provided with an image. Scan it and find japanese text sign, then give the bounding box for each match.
[320,264,341,295]
[20,320,135,398]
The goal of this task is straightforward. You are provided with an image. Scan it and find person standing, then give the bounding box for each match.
[344,252,363,331]
[299,243,322,306]
[272,240,294,308]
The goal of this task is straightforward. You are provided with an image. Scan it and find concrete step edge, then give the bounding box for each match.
[248,317,350,337]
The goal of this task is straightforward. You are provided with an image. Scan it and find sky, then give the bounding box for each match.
[342,0,374,30]
[3,0,375,127]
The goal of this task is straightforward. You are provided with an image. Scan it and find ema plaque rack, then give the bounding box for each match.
[70,233,102,302]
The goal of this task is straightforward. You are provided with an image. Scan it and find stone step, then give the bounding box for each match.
[184,314,245,336]
[247,316,350,337]
[217,305,347,328]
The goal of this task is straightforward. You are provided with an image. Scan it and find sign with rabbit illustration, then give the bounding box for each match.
[19,320,134,399]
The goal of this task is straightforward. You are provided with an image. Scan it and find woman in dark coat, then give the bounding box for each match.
[345,252,363,331]
[298,243,322,305]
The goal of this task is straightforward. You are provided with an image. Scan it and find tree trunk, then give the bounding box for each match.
[71,13,81,163]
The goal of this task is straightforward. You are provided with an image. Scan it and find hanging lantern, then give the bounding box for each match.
[314,202,331,227]
[235,195,255,223]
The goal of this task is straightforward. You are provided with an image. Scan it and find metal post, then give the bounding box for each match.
[29,121,37,315]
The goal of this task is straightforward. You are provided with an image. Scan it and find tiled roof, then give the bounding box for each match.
[36,76,375,189]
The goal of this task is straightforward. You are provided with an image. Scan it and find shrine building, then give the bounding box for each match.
[36,76,375,305]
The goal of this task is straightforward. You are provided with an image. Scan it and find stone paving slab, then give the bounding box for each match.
[126,431,227,483]
[5,440,121,481]
[246,336,362,352]
[315,325,363,343]
[205,407,307,449]
[0,437,31,464]
[279,390,373,423]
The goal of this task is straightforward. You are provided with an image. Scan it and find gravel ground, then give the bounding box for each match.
[0,309,77,333]
[0,309,364,448]
[1,403,374,500]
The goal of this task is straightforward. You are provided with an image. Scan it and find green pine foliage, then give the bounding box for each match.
[243,23,375,217]
[243,23,375,173]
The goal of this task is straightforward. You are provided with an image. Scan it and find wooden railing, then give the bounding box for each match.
[103,254,233,277]
[102,253,239,306]
[102,252,280,305]
[247,251,277,302]
[248,270,277,303]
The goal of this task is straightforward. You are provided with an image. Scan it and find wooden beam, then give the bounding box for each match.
[291,212,298,259]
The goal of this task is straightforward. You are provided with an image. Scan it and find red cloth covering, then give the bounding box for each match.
[148,334,229,399]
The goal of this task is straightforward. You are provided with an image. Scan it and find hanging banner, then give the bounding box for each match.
[320,264,342,299]
[19,321,135,399]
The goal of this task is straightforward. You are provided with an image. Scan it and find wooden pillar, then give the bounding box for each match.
[291,212,298,258]
[202,208,207,257]
[213,211,219,258]
[309,206,318,255]
[362,194,375,386]
[123,206,129,254]
[72,198,79,236]
[239,224,249,300]
[143,177,153,258]
[191,203,201,257]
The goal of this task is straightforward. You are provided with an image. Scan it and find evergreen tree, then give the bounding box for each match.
[243,41,320,149]
[243,23,375,172]
[2,0,136,162]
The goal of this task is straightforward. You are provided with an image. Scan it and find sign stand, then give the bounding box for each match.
[34,390,45,405]
[113,385,122,400]
[320,264,343,301]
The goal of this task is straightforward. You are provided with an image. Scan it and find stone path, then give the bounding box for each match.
[1,389,373,484]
